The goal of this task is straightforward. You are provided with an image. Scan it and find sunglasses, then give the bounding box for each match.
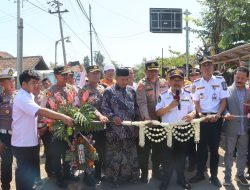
[190,73,200,77]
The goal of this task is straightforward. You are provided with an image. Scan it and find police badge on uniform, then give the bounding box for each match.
[192,85,196,93]
[158,96,161,103]
[200,93,204,99]
[221,81,228,90]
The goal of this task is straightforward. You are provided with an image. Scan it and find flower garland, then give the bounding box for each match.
[65,133,98,174]
[45,85,103,172]
[122,117,206,148]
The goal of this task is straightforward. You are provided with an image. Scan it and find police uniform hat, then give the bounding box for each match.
[199,56,213,65]
[53,66,71,75]
[0,68,17,79]
[145,60,159,70]
[189,68,201,75]
[169,69,184,79]
[116,68,129,76]
[86,65,100,73]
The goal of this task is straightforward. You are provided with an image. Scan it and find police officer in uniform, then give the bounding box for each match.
[46,66,79,188]
[156,69,195,190]
[185,68,201,172]
[78,65,109,184]
[136,60,168,183]
[189,58,229,187]
[0,68,16,190]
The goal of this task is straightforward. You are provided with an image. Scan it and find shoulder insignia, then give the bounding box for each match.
[221,81,228,90]
[181,98,189,102]
[184,88,191,93]
[97,84,105,94]
[46,91,53,97]
[157,96,161,103]
[197,86,205,90]
[212,85,220,88]
[191,85,196,93]
[194,78,201,83]
[216,76,223,79]
[137,82,144,91]
[161,89,168,94]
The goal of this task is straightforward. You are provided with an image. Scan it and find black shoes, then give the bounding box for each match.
[110,180,120,188]
[187,165,195,172]
[177,180,191,189]
[140,172,149,183]
[189,173,205,183]
[57,180,67,188]
[83,173,96,186]
[159,182,168,190]
[140,176,149,183]
[210,177,222,187]
[64,174,80,181]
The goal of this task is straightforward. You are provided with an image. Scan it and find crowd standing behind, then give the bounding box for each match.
[1,59,250,190]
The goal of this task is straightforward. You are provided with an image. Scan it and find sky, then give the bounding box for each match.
[0,0,203,68]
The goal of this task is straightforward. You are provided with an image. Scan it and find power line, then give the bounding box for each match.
[92,26,112,62]
[0,8,54,40]
[75,0,89,20]
[62,18,90,49]
[91,0,147,26]
[74,0,112,62]
[25,0,49,13]
[98,30,148,39]
[10,0,91,52]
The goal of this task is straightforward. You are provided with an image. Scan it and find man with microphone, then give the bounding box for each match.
[156,69,196,190]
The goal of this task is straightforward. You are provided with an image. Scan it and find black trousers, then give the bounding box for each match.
[196,118,222,177]
[0,133,13,190]
[93,130,106,179]
[12,145,40,190]
[138,136,165,177]
[51,138,70,181]
[247,129,250,172]
[187,140,197,168]
[161,138,190,184]
[41,131,54,176]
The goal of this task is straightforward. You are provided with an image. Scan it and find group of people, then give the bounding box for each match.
[0,58,250,190]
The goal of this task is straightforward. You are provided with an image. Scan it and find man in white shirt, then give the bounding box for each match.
[190,58,229,187]
[156,69,195,190]
[11,70,74,190]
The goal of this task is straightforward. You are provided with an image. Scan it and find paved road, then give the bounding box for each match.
[9,137,249,190]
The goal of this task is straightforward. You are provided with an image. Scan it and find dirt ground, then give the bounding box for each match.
[6,136,250,190]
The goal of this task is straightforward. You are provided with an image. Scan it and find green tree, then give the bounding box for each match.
[83,56,90,68]
[195,0,250,53]
[134,51,196,82]
[94,51,105,69]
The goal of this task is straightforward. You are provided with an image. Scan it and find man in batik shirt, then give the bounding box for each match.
[101,67,140,188]
[78,65,109,184]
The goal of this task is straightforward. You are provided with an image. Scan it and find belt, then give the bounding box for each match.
[202,113,217,116]
[0,129,12,135]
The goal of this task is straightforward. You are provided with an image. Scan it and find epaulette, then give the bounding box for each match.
[66,83,73,89]
[161,89,168,94]
[184,87,191,93]
[140,78,146,83]
[193,78,201,83]
[39,90,45,96]
[215,75,223,79]
[184,85,191,93]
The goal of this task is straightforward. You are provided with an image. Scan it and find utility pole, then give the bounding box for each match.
[161,48,164,77]
[89,4,93,66]
[183,9,191,78]
[55,36,70,66]
[17,0,23,89]
[48,0,68,66]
